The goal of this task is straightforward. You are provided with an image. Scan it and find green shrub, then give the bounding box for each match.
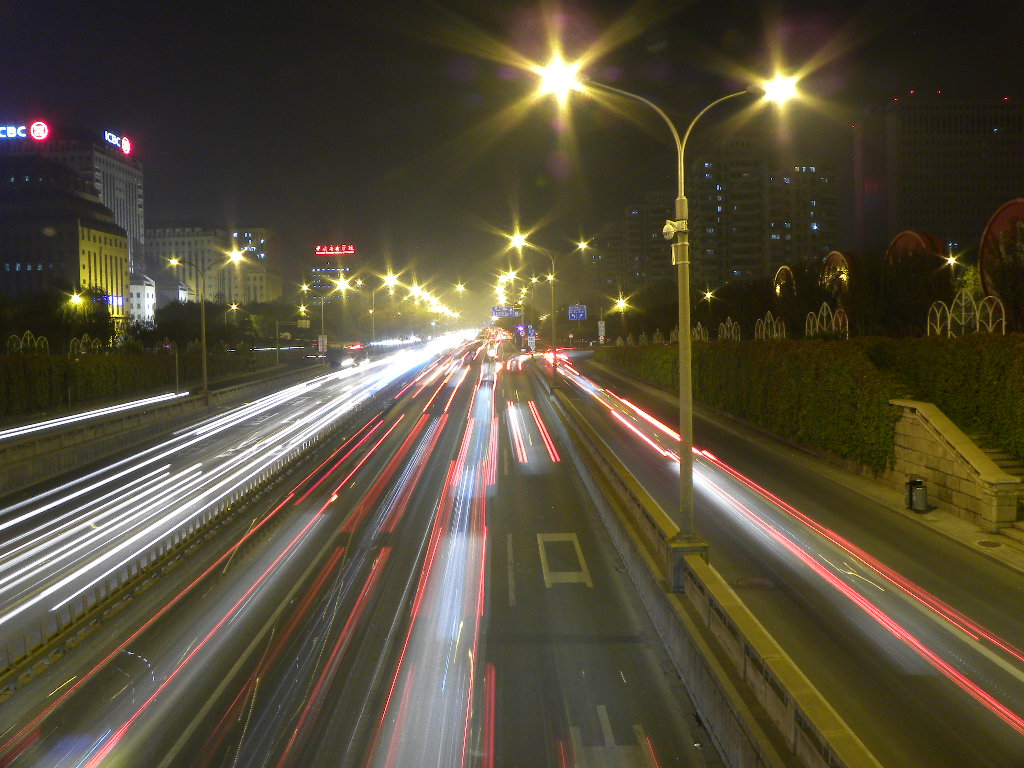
[0,350,277,417]
[595,341,901,472]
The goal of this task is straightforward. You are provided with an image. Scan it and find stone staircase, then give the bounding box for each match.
[967,433,1024,544]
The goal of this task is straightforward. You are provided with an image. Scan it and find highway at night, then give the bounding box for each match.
[2,339,1022,767]
[565,352,1024,768]
[0,339,711,767]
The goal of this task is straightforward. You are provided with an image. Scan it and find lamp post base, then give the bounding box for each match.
[666,534,708,592]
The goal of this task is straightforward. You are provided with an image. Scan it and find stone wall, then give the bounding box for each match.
[889,399,1021,531]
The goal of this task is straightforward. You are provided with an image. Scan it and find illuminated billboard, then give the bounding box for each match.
[315,244,356,256]
[0,121,49,141]
[103,130,132,155]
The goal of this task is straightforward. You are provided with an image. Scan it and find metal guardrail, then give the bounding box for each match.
[0,364,324,497]
[553,389,883,768]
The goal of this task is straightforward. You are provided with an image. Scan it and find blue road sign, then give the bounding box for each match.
[491,305,515,318]
[568,304,587,321]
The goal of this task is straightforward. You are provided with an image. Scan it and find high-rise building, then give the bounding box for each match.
[621,192,674,291]
[688,139,837,288]
[229,228,282,303]
[0,121,145,274]
[146,221,230,307]
[0,155,129,319]
[854,95,1024,255]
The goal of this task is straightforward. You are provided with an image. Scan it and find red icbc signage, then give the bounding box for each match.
[315,244,356,256]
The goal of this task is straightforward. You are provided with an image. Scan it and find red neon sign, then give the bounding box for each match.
[315,244,355,256]
[29,121,49,141]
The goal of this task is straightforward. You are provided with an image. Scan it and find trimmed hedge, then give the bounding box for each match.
[595,342,902,472]
[0,351,276,417]
[857,335,1024,460]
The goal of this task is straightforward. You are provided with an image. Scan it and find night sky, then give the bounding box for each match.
[1,0,1017,309]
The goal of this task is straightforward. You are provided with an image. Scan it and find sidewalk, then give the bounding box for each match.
[585,359,1024,578]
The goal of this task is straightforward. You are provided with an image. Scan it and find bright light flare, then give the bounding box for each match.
[759,74,799,105]
[533,53,584,102]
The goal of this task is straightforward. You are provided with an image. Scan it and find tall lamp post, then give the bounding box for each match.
[535,57,798,576]
[170,249,243,401]
[507,234,588,388]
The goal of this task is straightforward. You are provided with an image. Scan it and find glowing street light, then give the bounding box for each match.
[532,52,801,579]
[69,293,83,306]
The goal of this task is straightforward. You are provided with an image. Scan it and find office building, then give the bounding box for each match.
[0,155,129,320]
[0,120,145,274]
[147,221,230,307]
[854,95,1024,255]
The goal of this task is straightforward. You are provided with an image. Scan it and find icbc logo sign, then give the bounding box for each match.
[0,121,49,141]
[104,130,132,155]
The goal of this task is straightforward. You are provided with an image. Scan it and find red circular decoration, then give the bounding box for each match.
[978,199,1024,298]
[121,136,132,154]
[884,231,944,265]
[29,121,49,141]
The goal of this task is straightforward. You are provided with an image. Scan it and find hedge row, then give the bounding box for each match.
[594,341,903,472]
[0,351,276,417]
[857,335,1024,459]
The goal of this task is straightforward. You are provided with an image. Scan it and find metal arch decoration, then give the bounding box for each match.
[692,322,708,341]
[805,311,818,337]
[927,301,950,337]
[948,289,977,337]
[977,295,1006,334]
[978,198,1024,299]
[884,230,945,266]
[821,251,853,295]
[755,311,785,340]
[832,307,849,339]
[717,317,741,341]
[773,265,796,301]
[817,302,834,334]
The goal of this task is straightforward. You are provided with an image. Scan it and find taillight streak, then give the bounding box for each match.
[527,401,560,462]
[506,402,529,464]
[701,472,1024,736]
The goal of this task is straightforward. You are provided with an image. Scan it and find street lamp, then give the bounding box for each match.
[168,256,210,401]
[506,234,589,388]
[534,55,799,573]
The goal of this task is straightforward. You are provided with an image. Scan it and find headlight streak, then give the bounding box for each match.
[292,420,385,506]
[0,464,168,559]
[0,489,298,765]
[0,392,190,442]
[367,406,492,768]
[505,401,529,464]
[443,366,469,414]
[565,364,1024,736]
[0,345,459,654]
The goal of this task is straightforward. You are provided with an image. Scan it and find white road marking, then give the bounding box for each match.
[506,534,516,607]
[597,704,615,746]
[537,533,593,588]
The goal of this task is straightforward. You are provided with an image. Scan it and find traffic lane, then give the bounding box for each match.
[574,357,1024,661]
[0,354,439,652]
[563,367,1022,767]
[485,361,707,767]
[158,346,486,767]
[0,363,444,768]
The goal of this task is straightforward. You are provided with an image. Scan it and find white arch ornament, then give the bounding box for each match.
[977,295,1006,335]
[949,289,978,337]
[927,301,950,337]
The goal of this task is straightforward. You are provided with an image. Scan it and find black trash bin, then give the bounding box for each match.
[905,477,928,512]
